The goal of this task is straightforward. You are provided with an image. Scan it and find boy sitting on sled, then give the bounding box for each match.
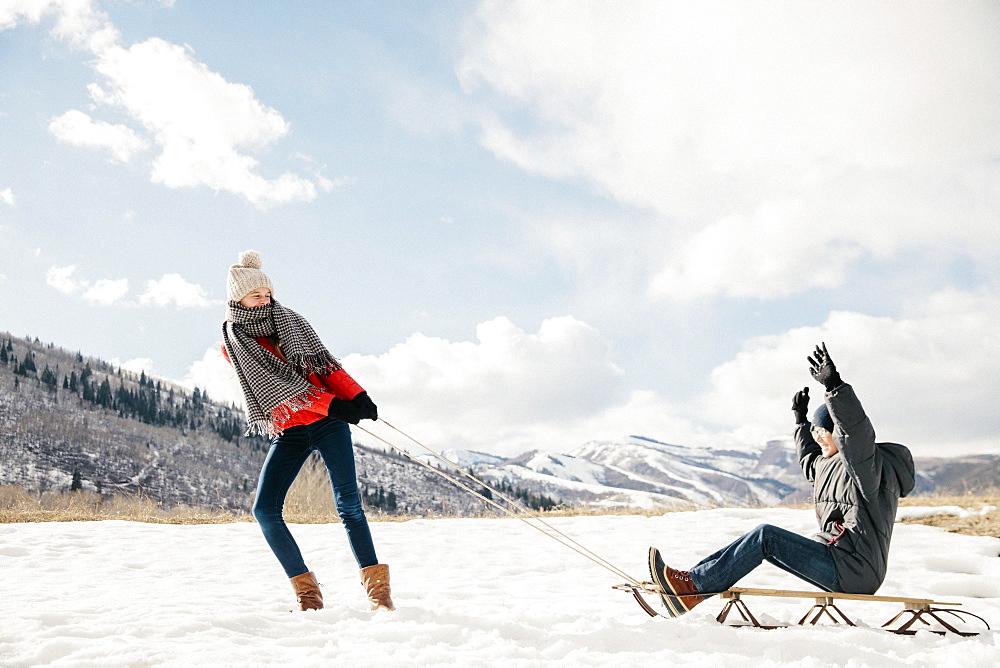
[649,343,915,617]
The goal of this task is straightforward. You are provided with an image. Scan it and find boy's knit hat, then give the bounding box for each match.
[812,403,834,433]
[227,250,274,302]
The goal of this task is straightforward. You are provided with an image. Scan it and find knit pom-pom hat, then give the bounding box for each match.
[812,403,834,433]
[227,250,274,302]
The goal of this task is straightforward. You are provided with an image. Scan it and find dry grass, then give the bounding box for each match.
[0,485,248,525]
[898,493,1000,538]
[3,482,997,538]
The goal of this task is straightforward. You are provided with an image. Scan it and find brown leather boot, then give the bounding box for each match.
[289,571,323,611]
[360,564,395,611]
[648,547,704,617]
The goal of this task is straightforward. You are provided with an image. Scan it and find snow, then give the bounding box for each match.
[2,508,998,666]
[897,505,997,520]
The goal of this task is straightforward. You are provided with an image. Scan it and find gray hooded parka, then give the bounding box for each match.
[795,383,915,594]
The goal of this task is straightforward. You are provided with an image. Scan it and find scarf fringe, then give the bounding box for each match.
[243,387,323,438]
[297,355,342,377]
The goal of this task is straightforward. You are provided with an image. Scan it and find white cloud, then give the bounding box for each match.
[81,277,129,305]
[0,188,14,206]
[698,288,1000,457]
[182,346,244,408]
[45,264,129,304]
[46,266,216,309]
[139,273,217,308]
[459,1,1000,301]
[0,0,118,52]
[344,316,629,455]
[89,38,319,208]
[110,357,155,376]
[46,264,79,294]
[349,300,999,459]
[48,109,148,162]
[648,200,860,301]
[177,314,702,454]
[6,0,323,209]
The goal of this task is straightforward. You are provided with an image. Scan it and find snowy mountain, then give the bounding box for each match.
[415,448,507,469]
[438,435,994,511]
[455,436,810,510]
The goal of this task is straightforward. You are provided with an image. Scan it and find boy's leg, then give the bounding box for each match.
[687,524,840,595]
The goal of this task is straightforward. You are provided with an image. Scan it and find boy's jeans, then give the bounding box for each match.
[688,524,840,595]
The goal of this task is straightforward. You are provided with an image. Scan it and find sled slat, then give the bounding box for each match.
[617,583,986,636]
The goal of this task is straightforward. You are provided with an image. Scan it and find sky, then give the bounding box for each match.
[1,0,998,458]
[1,510,998,664]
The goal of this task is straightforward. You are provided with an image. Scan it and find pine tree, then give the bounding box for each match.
[40,365,58,388]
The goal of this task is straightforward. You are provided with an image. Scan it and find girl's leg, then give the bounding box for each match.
[252,427,313,578]
[311,417,378,568]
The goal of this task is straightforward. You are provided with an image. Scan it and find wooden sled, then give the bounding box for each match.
[615,583,989,636]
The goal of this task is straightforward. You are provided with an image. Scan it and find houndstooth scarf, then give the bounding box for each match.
[222,300,342,437]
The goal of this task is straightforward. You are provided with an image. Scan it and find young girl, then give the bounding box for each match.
[221,250,394,612]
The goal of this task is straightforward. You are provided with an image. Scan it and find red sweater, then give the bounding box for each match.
[221,337,365,432]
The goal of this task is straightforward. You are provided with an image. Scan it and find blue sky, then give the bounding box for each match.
[1,0,998,458]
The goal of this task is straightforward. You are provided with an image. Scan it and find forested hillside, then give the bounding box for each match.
[0,332,525,515]
[0,332,266,510]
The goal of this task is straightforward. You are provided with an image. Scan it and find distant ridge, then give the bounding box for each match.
[435,437,998,511]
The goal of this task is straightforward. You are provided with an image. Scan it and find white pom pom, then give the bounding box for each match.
[238,250,263,269]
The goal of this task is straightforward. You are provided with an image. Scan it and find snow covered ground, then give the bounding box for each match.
[2,508,998,666]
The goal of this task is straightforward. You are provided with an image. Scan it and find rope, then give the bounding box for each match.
[354,419,641,586]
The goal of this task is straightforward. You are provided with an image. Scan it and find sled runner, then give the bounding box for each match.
[613,583,989,636]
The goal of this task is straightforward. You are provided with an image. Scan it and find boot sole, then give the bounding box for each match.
[648,547,702,617]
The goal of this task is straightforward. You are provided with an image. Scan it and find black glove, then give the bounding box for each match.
[808,342,843,391]
[792,387,810,424]
[327,398,362,424]
[351,392,378,421]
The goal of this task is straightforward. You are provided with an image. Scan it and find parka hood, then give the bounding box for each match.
[879,442,915,498]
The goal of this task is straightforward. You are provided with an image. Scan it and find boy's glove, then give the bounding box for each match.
[792,387,810,425]
[808,342,843,391]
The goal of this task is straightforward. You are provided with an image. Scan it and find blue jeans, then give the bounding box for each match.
[688,524,840,595]
[252,417,378,578]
